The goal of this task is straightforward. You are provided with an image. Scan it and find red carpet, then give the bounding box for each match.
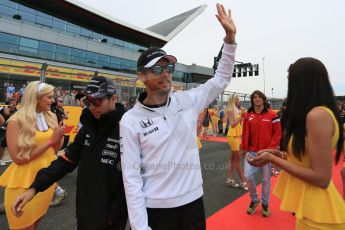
[206,160,344,230]
[200,136,228,143]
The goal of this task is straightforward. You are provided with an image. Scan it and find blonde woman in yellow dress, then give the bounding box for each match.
[225,94,248,191]
[0,81,65,230]
[249,58,345,229]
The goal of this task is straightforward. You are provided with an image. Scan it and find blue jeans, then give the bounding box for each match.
[244,151,271,206]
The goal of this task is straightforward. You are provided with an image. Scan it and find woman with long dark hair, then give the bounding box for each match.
[249,57,345,229]
[202,108,212,139]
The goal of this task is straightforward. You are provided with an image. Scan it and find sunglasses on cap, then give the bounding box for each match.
[83,95,112,107]
[143,64,175,76]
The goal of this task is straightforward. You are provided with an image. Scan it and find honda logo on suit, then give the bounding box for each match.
[140,118,153,128]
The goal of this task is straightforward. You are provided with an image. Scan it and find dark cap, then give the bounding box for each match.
[137,47,177,71]
[85,76,116,98]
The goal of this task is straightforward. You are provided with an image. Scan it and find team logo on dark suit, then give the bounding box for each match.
[140,118,153,128]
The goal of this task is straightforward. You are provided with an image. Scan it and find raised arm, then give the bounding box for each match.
[216,3,236,44]
[6,119,65,165]
[228,109,243,128]
[186,3,237,113]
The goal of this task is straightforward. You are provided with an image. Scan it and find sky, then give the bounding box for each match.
[78,0,345,98]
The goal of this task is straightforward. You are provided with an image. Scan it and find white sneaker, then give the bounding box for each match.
[50,190,68,207]
[239,182,249,191]
[225,178,239,187]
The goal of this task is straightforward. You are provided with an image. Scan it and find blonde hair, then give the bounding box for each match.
[226,94,239,115]
[8,81,58,160]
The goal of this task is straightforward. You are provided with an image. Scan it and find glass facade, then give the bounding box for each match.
[173,70,190,83]
[0,0,147,53]
[0,31,190,82]
[0,31,138,73]
[0,0,190,83]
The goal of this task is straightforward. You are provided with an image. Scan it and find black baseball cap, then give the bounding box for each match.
[85,76,116,99]
[137,48,177,71]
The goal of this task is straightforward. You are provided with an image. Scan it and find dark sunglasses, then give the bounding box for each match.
[144,64,175,76]
[83,95,112,107]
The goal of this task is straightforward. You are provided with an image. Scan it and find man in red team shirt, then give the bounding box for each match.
[242,90,281,217]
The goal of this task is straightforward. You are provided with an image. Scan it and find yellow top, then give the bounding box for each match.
[209,109,218,123]
[227,109,242,137]
[0,129,57,189]
[274,106,345,224]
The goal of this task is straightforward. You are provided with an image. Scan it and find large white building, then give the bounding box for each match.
[0,0,214,101]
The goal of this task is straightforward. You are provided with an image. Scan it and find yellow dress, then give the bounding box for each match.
[210,109,218,126]
[227,114,242,137]
[227,111,242,151]
[274,107,345,229]
[0,129,57,229]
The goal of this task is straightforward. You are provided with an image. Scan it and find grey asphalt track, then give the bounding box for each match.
[0,139,257,229]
